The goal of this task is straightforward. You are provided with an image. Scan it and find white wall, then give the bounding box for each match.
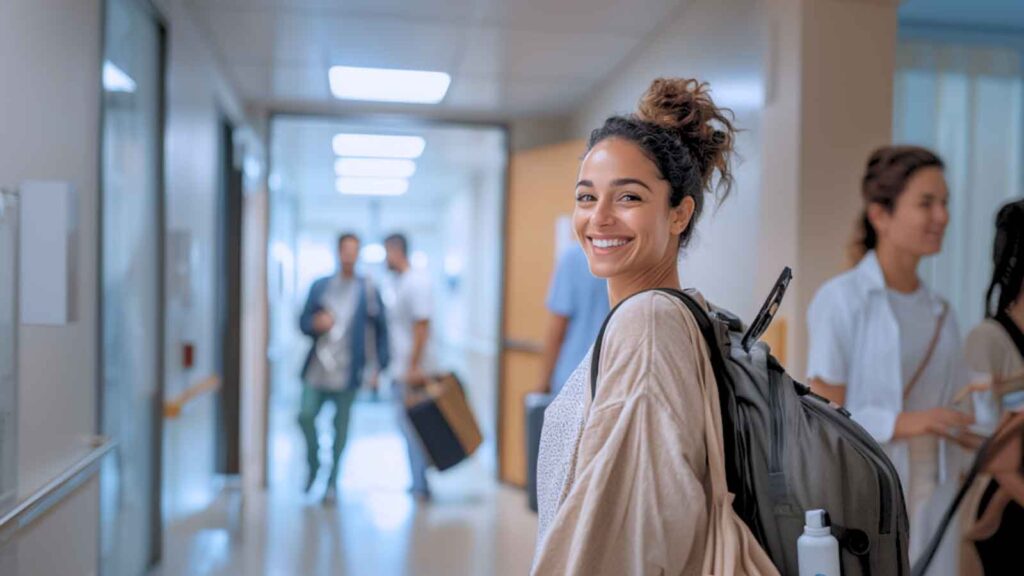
[764,0,898,377]
[0,0,261,571]
[0,0,103,573]
[569,0,768,321]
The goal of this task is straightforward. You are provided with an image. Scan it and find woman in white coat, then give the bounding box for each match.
[806,145,977,574]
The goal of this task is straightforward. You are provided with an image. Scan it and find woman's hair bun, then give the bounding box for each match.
[636,77,736,193]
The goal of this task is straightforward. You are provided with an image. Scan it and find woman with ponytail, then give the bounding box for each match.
[806,146,975,575]
[963,198,1024,573]
[531,78,776,575]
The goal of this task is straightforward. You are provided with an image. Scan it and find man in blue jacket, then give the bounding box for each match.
[298,233,389,500]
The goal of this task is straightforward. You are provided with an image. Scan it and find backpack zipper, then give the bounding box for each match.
[767,368,784,474]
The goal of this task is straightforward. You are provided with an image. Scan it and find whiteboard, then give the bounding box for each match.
[0,189,17,513]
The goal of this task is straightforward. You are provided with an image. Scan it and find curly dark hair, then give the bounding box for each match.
[586,78,737,247]
[384,232,408,256]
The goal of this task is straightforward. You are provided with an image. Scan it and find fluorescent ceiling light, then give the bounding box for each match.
[336,177,409,196]
[103,61,137,93]
[335,157,416,178]
[332,134,426,159]
[328,66,451,104]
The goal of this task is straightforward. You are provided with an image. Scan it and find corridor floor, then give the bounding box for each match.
[152,389,537,576]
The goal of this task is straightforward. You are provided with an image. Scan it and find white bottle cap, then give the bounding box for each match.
[804,509,832,536]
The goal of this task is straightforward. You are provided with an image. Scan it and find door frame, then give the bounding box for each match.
[262,112,511,485]
[216,118,244,477]
[96,0,168,568]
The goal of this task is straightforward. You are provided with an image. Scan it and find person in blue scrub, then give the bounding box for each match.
[538,242,610,395]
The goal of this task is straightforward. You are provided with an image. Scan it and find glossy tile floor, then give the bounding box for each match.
[152,388,537,576]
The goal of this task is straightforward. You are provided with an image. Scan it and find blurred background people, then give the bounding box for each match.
[384,233,435,500]
[537,242,610,396]
[298,233,390,501]
[963,198,1024,574]
[806,146,975,574]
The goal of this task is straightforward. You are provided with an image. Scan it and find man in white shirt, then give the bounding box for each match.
[384,233,434,500]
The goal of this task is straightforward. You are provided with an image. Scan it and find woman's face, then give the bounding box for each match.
[869,166,949,258]
[573,138,693,280]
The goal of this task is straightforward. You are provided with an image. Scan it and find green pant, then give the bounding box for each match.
[297,385,357,483]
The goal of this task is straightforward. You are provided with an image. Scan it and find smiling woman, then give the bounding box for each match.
[572,78,735,306]
[531,78,778,576]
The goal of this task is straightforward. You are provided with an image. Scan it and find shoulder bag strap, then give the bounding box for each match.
[904,301,949,401]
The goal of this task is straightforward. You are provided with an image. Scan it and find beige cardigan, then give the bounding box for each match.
[532,291,715,575]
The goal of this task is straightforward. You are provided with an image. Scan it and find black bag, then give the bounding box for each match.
[525,392,552,512]
[405,373,483,471]
[590,270,910,575]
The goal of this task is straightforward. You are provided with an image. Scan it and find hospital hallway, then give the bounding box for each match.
[4,0,1024,574]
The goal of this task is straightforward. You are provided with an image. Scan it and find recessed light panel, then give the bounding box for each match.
[328,66,451,104]
[332,134,426,159]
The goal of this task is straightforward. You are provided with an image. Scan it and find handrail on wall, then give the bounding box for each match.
[163,374,221,419]
[0,436,116,539]
[503,338,544,355]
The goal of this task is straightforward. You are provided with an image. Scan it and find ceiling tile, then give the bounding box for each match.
[445,73,595,116]
[191,0,478,25]
[456,26,636,81]
[270,65,332,101]
[187,0,699,117]
[475,0,685,36]
[323,19,464,72]
[229,65,272,99]
[192,8,331,66]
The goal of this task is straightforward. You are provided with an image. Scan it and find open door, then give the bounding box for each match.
[499,140,584,486]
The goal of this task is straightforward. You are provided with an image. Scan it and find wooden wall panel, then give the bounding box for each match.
[499,139,585,486]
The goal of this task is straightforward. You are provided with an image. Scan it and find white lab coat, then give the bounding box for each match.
[806,251,968,573]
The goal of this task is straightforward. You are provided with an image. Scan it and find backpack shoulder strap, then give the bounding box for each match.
[587,288,752,526]
[588,288,724,398]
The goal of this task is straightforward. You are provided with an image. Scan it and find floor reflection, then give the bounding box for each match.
[154,386,537,576]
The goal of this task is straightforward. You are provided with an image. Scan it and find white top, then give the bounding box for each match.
[806,251,968,569]
[887,287,945,405]
[385,268,436,378]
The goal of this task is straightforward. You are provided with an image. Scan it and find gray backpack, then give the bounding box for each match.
[590,270,910,575]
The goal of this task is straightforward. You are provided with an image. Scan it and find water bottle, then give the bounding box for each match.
[798,509,841,576]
